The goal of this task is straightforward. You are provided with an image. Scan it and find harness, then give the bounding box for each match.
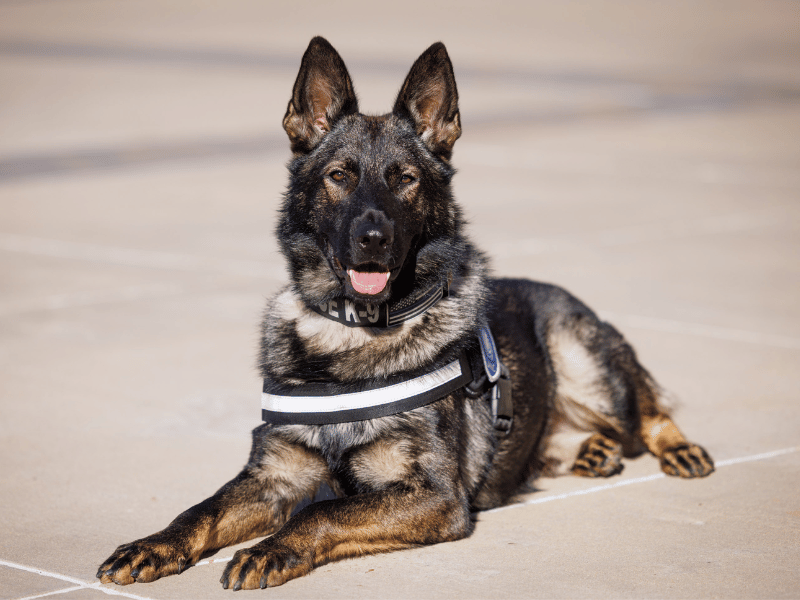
[261,285,513,433]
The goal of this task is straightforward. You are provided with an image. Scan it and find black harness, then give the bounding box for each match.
[261,285,513,433]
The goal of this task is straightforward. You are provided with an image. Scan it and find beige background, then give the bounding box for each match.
[1,1,798,598]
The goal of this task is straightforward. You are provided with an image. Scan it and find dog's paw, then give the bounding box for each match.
[221,540,310,590]
[97,538,189,585]
[660,443,715,478]
[571,433,624,478]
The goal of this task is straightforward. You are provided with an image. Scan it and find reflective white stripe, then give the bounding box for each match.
[262,359,463,413]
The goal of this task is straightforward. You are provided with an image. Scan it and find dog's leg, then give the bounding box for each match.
[544,301,714,479]
[571,433,625,477]
[638,410,715,478]
[220,487,471,590]
[615,348,714,478]
[97,433,329,585]
[220,435,472,590]
[624,355,714,478]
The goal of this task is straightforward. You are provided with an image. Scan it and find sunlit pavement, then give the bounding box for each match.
[1,2,798,598]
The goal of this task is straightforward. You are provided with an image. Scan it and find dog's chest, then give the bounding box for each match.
[265,289,460,381]
[285,415,424,484]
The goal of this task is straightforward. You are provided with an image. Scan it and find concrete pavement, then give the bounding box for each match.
[1,1,798,598]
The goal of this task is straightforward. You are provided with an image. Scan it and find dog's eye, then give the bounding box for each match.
[400,173,415,184]
[329,170,346,182]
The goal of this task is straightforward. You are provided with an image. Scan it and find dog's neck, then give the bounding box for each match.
[308,276,451,329]
[260,245,490,385]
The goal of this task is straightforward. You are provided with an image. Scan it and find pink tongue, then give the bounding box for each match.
[348,270,389,295]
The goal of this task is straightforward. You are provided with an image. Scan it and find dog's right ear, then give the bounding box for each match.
[393,42,461,161]
[283,37,359,154]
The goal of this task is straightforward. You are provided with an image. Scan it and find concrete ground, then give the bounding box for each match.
[1,1,798,598]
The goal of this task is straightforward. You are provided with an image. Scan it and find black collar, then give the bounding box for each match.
[310,281,449,328]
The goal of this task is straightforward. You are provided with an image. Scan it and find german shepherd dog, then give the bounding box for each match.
[98,37,714,590]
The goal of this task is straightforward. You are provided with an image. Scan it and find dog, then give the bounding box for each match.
[97,37,714,591]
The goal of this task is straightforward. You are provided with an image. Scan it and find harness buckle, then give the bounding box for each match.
[490,364,513,434]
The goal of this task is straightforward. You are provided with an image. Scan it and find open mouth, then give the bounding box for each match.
[322,238,402,301]
[347,269,391,296]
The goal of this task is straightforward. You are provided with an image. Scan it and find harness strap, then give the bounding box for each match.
[468,327,513,433]
[261,327,513,433]
[491,364,514,433]
[262,352,473,425]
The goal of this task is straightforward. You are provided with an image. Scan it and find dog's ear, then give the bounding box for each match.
[393,42,461,160]
[283,37,359,154]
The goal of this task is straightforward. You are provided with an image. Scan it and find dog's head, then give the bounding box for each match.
[277,37,464,307]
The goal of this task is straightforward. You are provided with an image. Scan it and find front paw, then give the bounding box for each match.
[97,537,190,585]
[660,443,715,478]
[571,433,625,478]
[221,540,310,590]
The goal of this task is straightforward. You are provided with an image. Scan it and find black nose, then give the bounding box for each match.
[351,209,394,259]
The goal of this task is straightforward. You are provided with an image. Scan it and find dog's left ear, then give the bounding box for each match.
[393,42,461,160]
[283,37,359,154]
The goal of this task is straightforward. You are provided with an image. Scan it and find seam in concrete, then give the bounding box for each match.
[0,561,88,587]
[15,586,85,600]
[0,560,155,600]
[484,446,799,514]
[714,446,799,467]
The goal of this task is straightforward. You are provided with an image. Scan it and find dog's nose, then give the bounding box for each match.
[351,209,394,257]
[356,227,392,252]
